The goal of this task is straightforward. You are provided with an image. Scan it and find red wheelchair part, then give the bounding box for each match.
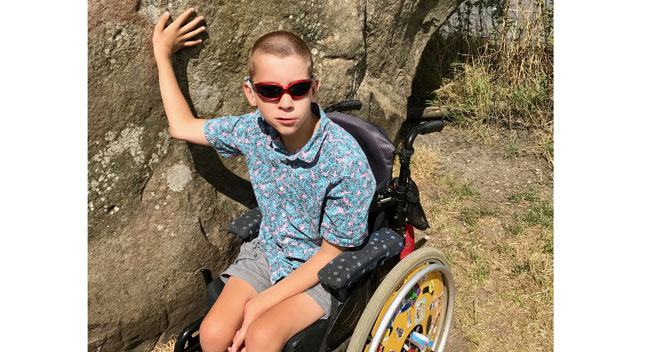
[400,223,415,259]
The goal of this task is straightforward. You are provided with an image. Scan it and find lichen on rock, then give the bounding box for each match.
[166,163,193,192]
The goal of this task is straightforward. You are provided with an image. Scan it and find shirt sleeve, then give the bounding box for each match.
[320,158,376,248]
[203,113,253,158]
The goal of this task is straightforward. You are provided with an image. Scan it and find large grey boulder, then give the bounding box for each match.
[88,0,461,350]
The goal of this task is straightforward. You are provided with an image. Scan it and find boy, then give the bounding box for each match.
[152,8,375,352]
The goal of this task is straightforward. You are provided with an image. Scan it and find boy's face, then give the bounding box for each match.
[244,53,319,139]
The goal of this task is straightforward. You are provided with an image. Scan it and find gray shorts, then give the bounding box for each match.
[220,240,332,320]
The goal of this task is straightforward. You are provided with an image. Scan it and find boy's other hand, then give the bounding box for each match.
[152,8,206,61]
[230,295,271,352]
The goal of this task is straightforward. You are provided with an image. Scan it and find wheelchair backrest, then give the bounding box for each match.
[325,111,395,190]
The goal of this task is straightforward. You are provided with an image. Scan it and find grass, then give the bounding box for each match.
[541,136,554,167]
[473,263,490,285]
[504,187,552,237]
[504,218,525,236]
[459,181,480,199]
[504,192,553,237]
[152,337,176,352]
[404,121,553,352]
[418,0,554,167]
[523,199,553,228]
[504,136,521,159]
[459,206,499,226]
[542,236,553,254]
[508,187,539,203]
[408,133,553,352]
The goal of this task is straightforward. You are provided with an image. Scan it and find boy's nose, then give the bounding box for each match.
[277,92,294,110]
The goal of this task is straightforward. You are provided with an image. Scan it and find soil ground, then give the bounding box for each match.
[410,125,554,352]
[152,125,554,352]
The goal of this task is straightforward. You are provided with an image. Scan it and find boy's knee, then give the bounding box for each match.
[245,321,281,350]
[199,316,233,352]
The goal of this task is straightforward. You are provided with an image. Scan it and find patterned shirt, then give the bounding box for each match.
[204,105,376,283]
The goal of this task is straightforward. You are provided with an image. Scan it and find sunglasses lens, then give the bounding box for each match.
[253,80,313,100]
[256,85,283,99]
[288,81,312,97]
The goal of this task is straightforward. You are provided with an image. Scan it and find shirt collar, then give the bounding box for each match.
[257,103,329,164]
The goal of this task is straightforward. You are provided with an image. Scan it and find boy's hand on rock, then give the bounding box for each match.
[152,8,206,61]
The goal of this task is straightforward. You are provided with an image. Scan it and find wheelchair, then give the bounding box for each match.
[174,101,455,352]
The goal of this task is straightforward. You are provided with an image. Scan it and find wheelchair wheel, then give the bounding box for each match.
[347,248,455,352]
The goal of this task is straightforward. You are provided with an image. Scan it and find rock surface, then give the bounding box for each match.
[88,0,461,350]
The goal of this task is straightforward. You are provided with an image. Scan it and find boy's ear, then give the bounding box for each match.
[243,81,258,107]
[310,77,320,103]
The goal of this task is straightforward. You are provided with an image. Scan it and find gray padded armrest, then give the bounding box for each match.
[227,207,262,241]
[318,228,404,291]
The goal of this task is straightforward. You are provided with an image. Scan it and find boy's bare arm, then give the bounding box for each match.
[263,239,345,304]
[152,8,208,145]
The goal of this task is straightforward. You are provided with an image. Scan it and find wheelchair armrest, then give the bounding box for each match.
[227,207,262,241]
[318,228,404,291]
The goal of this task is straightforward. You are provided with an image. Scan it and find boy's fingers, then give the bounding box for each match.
[231,329,246,352]
[182,26,205,40]
[180,15,204,33]
[154,12,169,32]
[173,7,196,26]
[182,39,203,47]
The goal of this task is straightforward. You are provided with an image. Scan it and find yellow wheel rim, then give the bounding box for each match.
[364,262,446,352]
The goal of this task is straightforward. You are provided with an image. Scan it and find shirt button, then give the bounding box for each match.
[279,186,284,192]
[282,212,286,217]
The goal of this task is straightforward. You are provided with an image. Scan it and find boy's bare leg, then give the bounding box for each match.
[199,277,258,352]
[244,292,325,352]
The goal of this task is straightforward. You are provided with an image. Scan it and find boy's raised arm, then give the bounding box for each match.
[152,8,208,145]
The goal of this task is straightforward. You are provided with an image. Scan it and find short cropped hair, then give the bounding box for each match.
[248,31,313,78]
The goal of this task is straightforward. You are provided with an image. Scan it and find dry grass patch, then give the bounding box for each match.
[409,140,552,352]
[151,336,177,352]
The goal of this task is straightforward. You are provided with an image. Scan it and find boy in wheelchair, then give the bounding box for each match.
[154,8,453,352]
[154,9,376,352]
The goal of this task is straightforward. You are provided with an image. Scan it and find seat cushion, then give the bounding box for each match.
[318,228,404,291]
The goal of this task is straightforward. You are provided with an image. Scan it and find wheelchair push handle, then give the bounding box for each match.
[418,120,445,135]
[324,100,363,113]
[404,120,445,151]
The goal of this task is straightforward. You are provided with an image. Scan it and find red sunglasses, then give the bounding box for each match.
[249,78,314,101]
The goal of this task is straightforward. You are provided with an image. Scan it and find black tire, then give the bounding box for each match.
[347,248,455,352]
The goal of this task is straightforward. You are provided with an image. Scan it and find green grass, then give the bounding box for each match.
[465,332,483,346]
[434,173,480,209]
[459,206,499,226]
[542,236,554,254]
[512,261,531,276]
[508,187,539,203]
[474,264,489,285]
[522,199,553,228]
[504,219,525,236]
[541,137,554,166]
[426,0,553,134]
[504,192,553,235]
[504,137,521,159]
[459,181,480,199]
[466,248,491,285]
